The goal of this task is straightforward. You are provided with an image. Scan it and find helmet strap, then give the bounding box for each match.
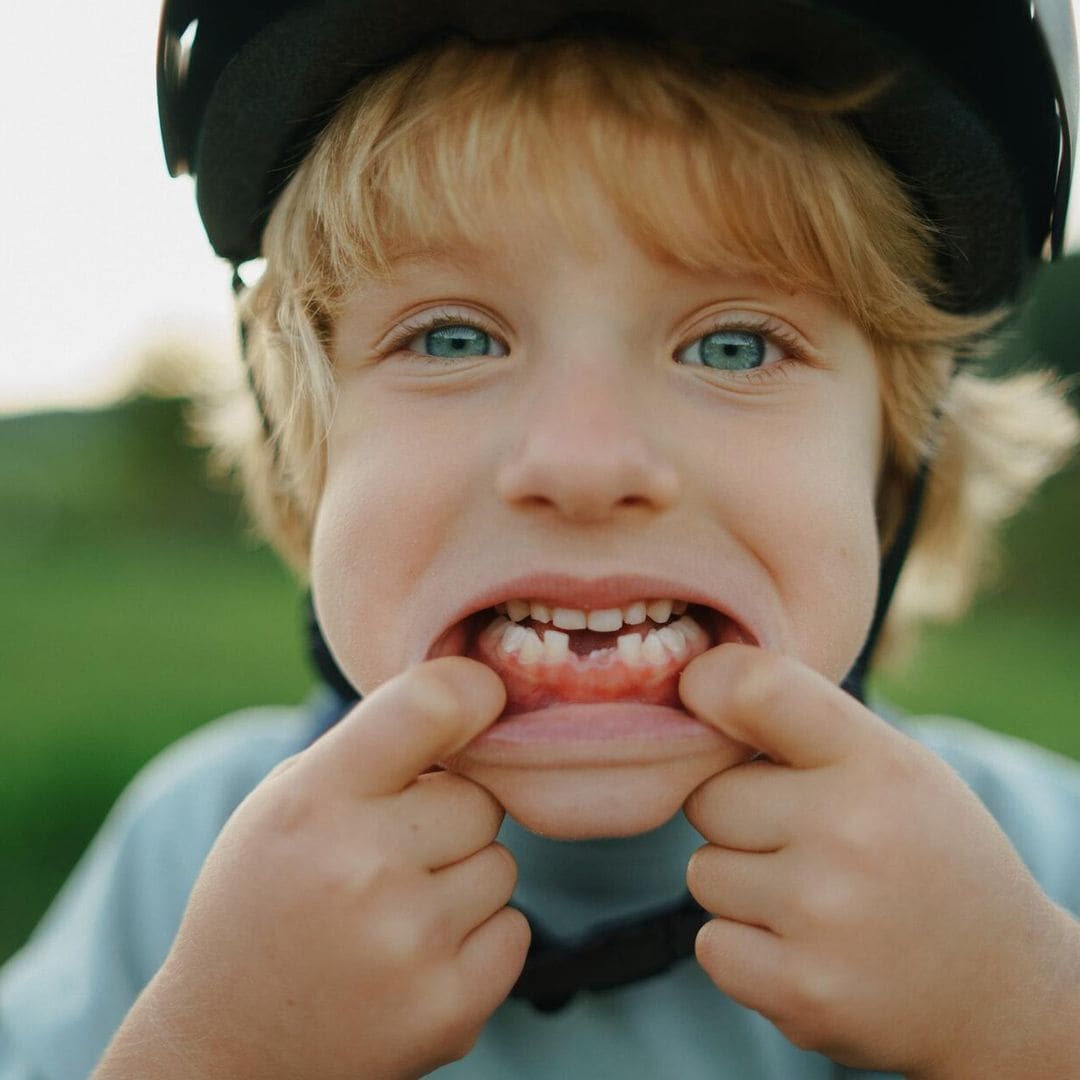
[841,454,931,703]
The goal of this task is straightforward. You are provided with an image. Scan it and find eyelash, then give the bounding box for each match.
[684,314,809,382]
[384,308,811,379]
[383,310,505,362]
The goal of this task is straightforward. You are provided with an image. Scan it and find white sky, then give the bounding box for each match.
[0,1,235,415]
[2,3,1079,416]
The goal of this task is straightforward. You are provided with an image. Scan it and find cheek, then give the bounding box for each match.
[309,401,475,685]
[739,397,881,677]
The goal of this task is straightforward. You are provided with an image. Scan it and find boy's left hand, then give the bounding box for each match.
[680,645,1080,1079]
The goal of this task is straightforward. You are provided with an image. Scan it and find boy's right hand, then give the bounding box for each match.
[93,657,529,1080]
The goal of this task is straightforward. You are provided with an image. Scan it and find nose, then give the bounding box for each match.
[495,354,681,523]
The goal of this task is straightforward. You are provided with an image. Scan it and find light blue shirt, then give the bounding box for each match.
[3,703,1080,1079]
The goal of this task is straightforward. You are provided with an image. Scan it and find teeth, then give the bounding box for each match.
[657,625,688,660]
[517,627,544,665]
[616,631,643,664]
[496,614,706,669]
[542,629,570,662]
[552,607,588,630]
[506,599,531,622]
[641,631,667,664]
[586,608,624,632]
[495,598,690,629]
[646,599,673,623]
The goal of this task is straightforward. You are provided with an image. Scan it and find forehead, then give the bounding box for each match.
[344,160,812,315]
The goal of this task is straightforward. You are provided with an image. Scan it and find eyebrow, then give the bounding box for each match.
[385,243,486,272]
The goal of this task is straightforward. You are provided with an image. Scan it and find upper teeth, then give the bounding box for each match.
[496,598,688,630]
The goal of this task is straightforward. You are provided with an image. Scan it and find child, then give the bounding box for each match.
[4,2,1080,1076]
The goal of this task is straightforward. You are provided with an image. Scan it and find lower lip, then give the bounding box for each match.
[461,701,726,765]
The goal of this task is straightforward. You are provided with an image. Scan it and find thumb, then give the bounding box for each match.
[679,645,879,768]
[301,657,507,795]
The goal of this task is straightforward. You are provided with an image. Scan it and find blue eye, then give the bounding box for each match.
[680,329,774,371]
[417,324,498,358]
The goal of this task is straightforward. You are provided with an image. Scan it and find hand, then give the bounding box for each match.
[680,645,1078,1078]
[94,657,530,1080]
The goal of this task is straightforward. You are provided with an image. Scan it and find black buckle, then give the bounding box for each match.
[509,893,710,1012]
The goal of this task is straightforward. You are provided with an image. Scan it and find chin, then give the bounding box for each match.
[447,750,749,840]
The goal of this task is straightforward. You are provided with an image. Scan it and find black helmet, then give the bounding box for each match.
[158,0,1077,312]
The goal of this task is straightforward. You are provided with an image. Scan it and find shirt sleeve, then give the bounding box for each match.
[0,707,308,1080]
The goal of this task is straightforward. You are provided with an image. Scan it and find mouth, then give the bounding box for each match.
[430,599,752,718]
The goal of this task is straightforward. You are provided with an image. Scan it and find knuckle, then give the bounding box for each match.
[378,906,438,965]
[833,812,876,855]
[348,843,400,897]
[798,879,853,931]
[682,776,717,828]
[263,753,301,783]
[425,970,491,1062]
[402,667,463,726]
[468,782,506,832]
[775,969,845,1050]
[418,905,459,955]
[727,649,786,717]
[487,841,518,885]
[878,741,934,797]
[500,905,532,957]
[436,774,504,833]
[694,918,723,971]
[258,780,323,840]
[685,845,714,898]
[477,906,532,979]
[832,805,882,858]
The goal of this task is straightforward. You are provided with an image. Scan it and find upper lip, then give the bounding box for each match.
[424,571,758,659]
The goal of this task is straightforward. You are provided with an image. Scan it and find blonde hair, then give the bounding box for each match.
[203,35,1078,662]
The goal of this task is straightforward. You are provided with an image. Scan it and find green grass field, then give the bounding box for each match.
[2,386,1078,965]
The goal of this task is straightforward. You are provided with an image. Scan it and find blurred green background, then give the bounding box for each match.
[2,258,1078,965]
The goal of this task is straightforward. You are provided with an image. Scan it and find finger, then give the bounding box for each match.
[432,842,518,942]
[397,771,505,869]
[457,906,532,1015]
[299,657,507,797]
[679,645,892,769]
[695,917,790,1020]
[683,758,793,851]
[687,845,785,931]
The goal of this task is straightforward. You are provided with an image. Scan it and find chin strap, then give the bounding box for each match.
[840,456,931,703]
[508,893,710,1011]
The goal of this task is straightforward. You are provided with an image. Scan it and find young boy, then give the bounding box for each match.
[3,2,1080,1077]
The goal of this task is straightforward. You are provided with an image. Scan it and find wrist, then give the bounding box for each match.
[91,966,240,1080]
